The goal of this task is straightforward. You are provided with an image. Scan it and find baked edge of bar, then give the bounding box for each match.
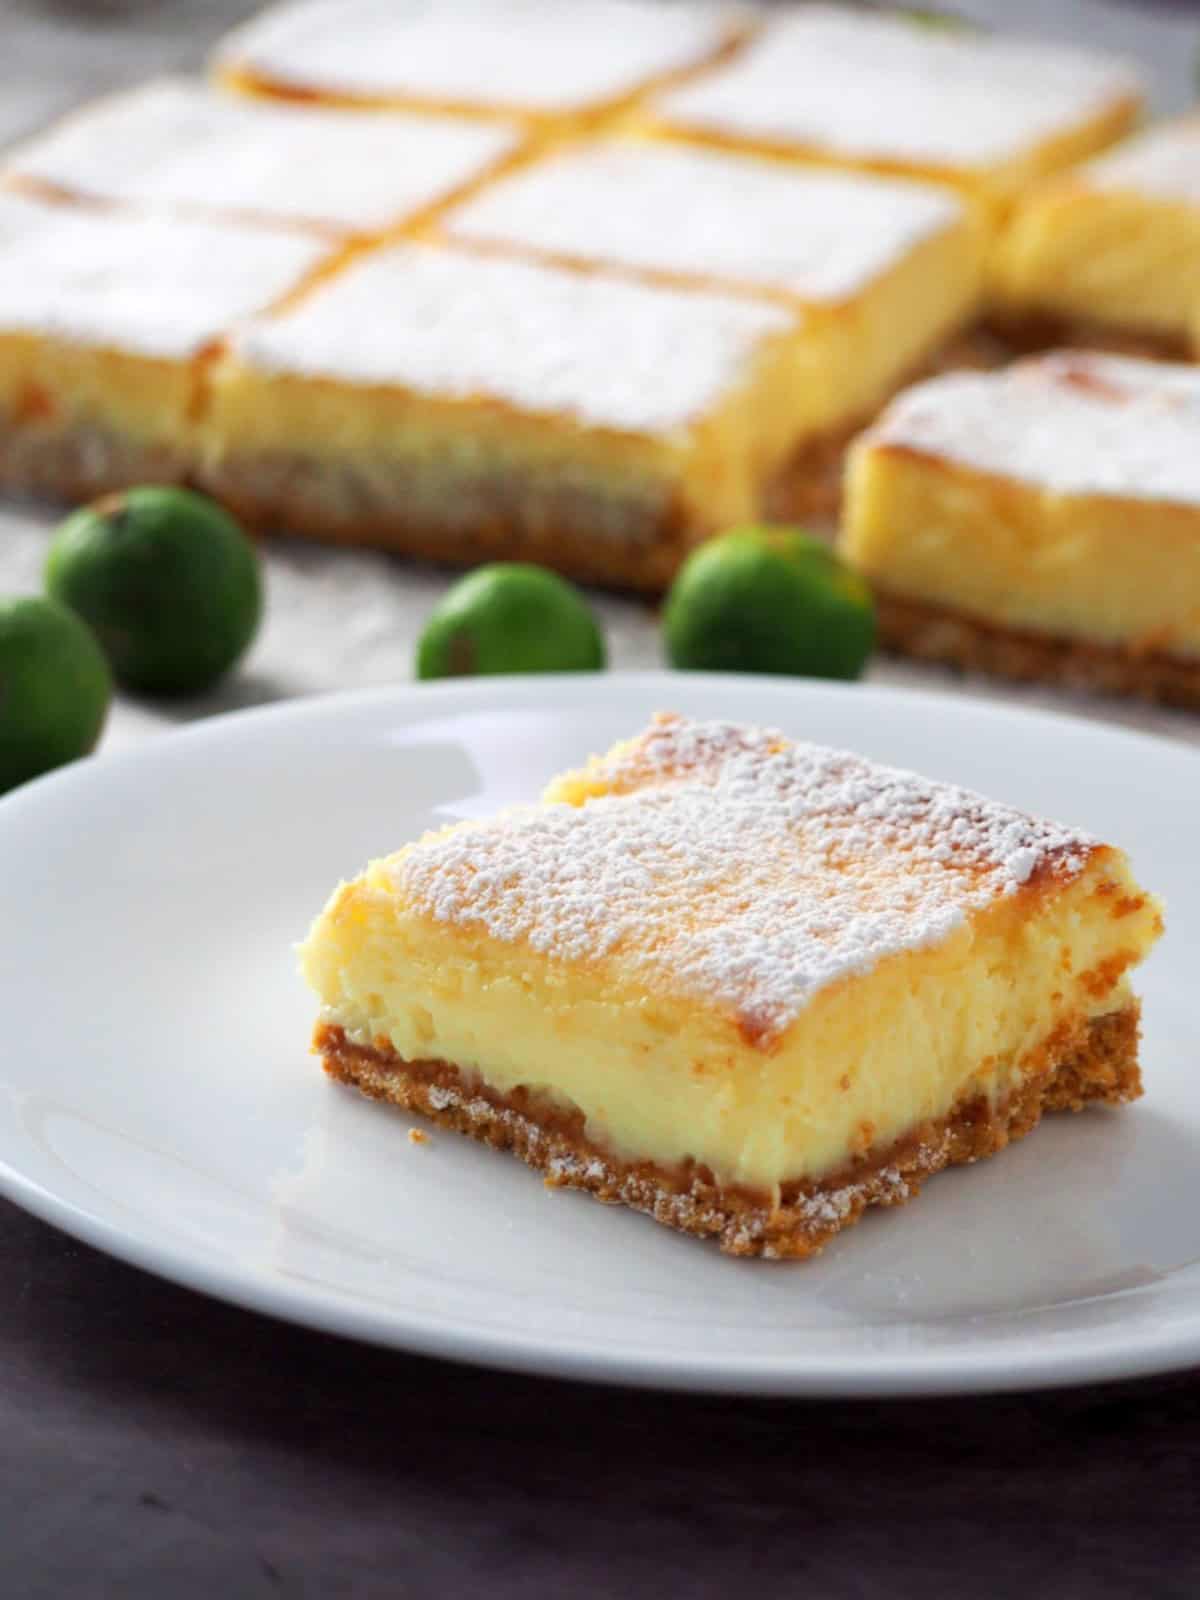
[0,410,193,502]
[766,325,1012,523]
[196,448,696,591]
[0,407,692,590]
[980,311,1189,362]
[314,1005,1141,1260]
[0,323,1002,584]
[876,590,1200,709]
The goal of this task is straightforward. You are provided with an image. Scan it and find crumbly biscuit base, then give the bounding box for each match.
[877,591,1200,709]
[0,411,191,502]
[198,448,694,591]
[981,312,1188,363]
[314,1005,1140,1260]
[0,405,691,588]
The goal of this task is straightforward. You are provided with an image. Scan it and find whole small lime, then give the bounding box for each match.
[0,594,112,795]
[45,487,263,697]
[663,526,875,680]
[416,564,606,679]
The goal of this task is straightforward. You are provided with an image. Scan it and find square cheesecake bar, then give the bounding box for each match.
[301,713,1162,1259]
[840,352,1200,706]
[441,138,987,437]
[0,191,327,502]
[214,0,744,130]
[642,5,1143,213]
[991,118,1200,353]
[201,242,816,589]
[4,78,522,239]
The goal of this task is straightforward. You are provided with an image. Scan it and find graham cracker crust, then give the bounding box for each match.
[982,312,1188,364]
[196,449,694,592]
[314,1004,1141,1260]
[0,410,691,590]
[0,412,191,503]
[877,591,1200,710]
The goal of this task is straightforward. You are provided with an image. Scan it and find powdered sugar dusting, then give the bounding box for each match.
[0,190,326,357]
[653,4,1141,170]
[392,714,1095,1040]
[6,77,519,235]
[445,139,963,303]
[217,0,736,114]
[1085,117,1200,206]
[865,350,1200,506]
[230,242,795,434]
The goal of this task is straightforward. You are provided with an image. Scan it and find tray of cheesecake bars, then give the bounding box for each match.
[1,0,1199,1396]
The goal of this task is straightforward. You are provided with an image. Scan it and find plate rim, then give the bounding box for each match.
[2,669,1198,826]
[1,670,1197,1398]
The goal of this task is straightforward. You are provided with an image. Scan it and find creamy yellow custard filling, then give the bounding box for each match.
[844,452,1200,658]
[0,192,328,470]
[992,188,1200,339]
[840,354,1200,660]
[991,119,1200,339]
[303,861,1154,1194]
[204,241,815,541]
[300,716,1161,1196]
[0,335,199,452]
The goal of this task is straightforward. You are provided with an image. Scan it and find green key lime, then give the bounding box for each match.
[45,487,263,697]
[663,526,875,680]
[0,594,112,795]
[416,563,606,679]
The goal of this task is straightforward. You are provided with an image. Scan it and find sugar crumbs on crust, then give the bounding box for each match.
[653,4,1141,168]
[391,713,1095,1041]
[865,350,1200,505]
[445,138,963,303]
[230,242,795,434]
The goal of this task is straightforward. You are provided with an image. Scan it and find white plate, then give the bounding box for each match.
[0,673,1196,1397]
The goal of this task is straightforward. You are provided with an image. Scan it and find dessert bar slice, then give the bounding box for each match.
[4,78,522,239]
[301,713,1162,1260]
[441,138,986,433]
[0,191,327,502]
[643,5,1142,213]
[214,0,744,130]
[839,352,1200,705]
[201,242,817,589]
[991,118,1200,352]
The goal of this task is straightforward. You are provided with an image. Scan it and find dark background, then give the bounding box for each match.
[9,1201,1200,1597]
